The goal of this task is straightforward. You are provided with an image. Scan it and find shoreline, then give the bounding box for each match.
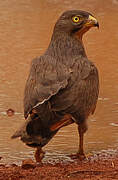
[0,149,118,179]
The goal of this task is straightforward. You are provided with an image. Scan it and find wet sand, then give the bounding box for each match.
[1,150,118,180]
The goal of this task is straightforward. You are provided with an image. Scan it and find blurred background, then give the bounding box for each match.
[0,0,118,164]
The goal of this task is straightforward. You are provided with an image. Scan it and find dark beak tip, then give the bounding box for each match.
[95,22,99,29]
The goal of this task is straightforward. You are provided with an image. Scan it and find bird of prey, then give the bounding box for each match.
[12,10,99,162]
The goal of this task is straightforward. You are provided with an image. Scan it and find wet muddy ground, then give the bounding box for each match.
[0,0,118,164]
[1,150,118,180]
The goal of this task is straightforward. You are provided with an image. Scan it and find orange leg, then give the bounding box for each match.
[34,147,45,163]
[70,123,87,160]
[77,123,87,159]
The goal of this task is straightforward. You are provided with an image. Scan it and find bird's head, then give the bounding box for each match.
[54,10,99,39]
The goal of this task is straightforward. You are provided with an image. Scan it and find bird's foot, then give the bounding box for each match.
[34,148,45,163]
[69,152,86,161]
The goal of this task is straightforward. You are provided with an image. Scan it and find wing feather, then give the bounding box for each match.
[24,55,71,118]
[24,55,99,119]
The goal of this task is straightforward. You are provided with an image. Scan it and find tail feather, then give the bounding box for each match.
[11,112,63,148]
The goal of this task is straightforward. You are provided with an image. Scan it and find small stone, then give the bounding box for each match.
[6,109,15,116]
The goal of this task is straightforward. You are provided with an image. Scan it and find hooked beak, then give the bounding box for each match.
[85,15,99,28]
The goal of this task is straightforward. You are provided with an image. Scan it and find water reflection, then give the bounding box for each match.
[0,0,118,164]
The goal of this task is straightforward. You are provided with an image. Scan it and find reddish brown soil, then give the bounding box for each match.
[1,150,118,180]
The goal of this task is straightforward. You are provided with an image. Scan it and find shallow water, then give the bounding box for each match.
[0,0,118,164]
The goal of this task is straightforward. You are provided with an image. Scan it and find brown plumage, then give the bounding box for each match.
[12,10,99,162]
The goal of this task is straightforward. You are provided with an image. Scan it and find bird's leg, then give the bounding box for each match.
[70,122,87,160]
[34,147,45,163]
[77,123,87,160]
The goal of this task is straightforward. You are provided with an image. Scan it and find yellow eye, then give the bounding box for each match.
[72,16,80,23]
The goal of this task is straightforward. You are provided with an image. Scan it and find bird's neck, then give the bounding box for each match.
[46,31,87,64]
